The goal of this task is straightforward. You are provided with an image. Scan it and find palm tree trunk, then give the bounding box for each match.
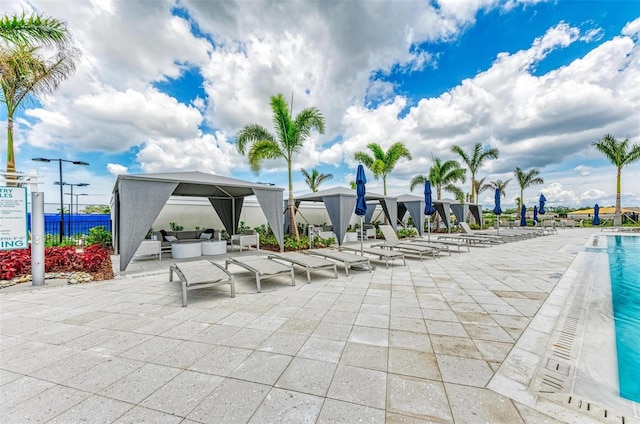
[5,116,17,185]
[518,189,524,218]
[287,164,300,239]
[382,177,389,225]
[615,167,622,226]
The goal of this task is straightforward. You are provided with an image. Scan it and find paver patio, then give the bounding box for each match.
[0,229,632,423]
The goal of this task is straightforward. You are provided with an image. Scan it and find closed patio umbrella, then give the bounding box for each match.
[493,188,502,235]
[593,204,600,225]
[355,164,367,255]
[539,194,546,215]
[424,181,436,241]
[533,205,538,225]
[520,204,527,227]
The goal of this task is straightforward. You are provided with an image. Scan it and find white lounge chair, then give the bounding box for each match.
[169,259,235,307]
[375,225,446,259]
[412,238,469,252]
[339,246,406,268]
[225,255,294,293]
[268,252,338,283]
[304,249,372,275]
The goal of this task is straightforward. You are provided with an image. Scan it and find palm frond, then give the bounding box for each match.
[247,140,283,174]
[236,124,274,155]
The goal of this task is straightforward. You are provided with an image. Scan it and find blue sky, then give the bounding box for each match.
[2,0,640,213]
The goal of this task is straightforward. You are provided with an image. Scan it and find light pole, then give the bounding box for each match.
[32,158,90,243]
[65,192,89,215]
[56,182,89,235]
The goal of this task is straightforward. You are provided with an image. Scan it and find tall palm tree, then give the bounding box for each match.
[301,168,333,192]
[593,134,640,226]
[514,167,543,218]
[410,158,466,200]
[410,158,465,230]
[2,42,80,174]
[481,178,511,198]
[473,177,488,201]
[354,142,412,195]
[236,94,325,238]
[1,12,71,46]
[451,143,499,204]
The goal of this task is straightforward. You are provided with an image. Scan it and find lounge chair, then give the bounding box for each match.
[375,225,446,259]
[268,252,338,283]
[169,259,235,307]
[412,238,469,252]
[339,246,406,268]
[458,222,505,243]
[304,249,372,275]
[225,255,295,293]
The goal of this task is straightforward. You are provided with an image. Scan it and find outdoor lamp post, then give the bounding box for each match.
[32,158,90,243]
[56,182,89,235]
[65,192,89,215]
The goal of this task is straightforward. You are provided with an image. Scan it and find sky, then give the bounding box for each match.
[2,0,640,213]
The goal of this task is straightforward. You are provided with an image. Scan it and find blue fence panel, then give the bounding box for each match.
[27,214,111,236]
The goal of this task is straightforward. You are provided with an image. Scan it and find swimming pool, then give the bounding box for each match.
[608,235,640,403]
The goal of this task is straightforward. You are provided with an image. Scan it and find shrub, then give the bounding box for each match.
[169,222,184,231]
[397,228,418,239]
[86,226,112,247]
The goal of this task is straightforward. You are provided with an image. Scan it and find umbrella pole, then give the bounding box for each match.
[427,216,431,242]
[497,217,500,236]
[360,216,364,256]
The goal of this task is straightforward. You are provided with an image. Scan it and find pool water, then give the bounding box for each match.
[608,235,640,403]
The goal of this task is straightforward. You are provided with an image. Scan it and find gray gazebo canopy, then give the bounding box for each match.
[112,171,285,271]
[397,194,425,236]
[432,199,483,232]
[294,187,397,246]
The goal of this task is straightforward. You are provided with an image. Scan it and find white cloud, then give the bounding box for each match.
[107,163,128,176]
[573,165,592,176]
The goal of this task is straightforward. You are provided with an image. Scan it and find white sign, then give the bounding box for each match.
[0,186,28,250]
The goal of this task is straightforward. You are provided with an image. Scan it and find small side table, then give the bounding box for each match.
[201,240,227,255]
[171,242,202,259]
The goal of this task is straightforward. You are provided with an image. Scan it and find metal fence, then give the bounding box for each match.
[28,214,111,236]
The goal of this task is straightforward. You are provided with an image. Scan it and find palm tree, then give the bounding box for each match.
[410,158,466,200]
[514,167,544,218]
[2,42,80,174]
[410,158,465,230]
[451,143,499,204]
[1,12,71,46]
[593,134,640,226]
[354,142,412,195]
[481,179,511,198]
[236,93,325,238]
[473,177,488,200]
[301,168,333,192]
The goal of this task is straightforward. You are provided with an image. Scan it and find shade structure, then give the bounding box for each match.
[493,189,502,235]
[397,194,425,235]
[355,165,367,216]
[424,181,435,240]
[493,189,502,215]
[295,187,397,246]
[533,205,538,223]
[539,194,546,215]
[111,171,285,271]
[593,203,601,225]
[355,165,367,255]
[520,204,527,226]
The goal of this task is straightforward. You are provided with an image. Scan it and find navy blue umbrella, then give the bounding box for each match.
[520,204,527,226]
[533,205,538,224]
[593,203,600,225]
[424,181,436,241]
[355,164,367,254]
[493,188,502,235]
[539,194,546,215]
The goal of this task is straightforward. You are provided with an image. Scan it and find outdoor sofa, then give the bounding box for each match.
[155,229,222,253]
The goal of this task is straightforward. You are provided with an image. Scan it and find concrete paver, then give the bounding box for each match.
[1,228,628,423]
